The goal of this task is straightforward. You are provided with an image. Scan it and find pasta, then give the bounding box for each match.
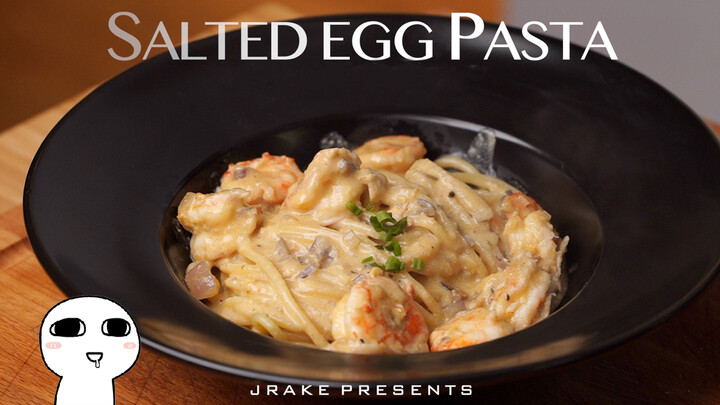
[177,135,569,353]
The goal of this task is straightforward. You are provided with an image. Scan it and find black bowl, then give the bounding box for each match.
[24,15,720,385]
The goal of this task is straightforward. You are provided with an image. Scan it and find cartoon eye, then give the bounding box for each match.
[101,318,131,337]
[49,318,86,337]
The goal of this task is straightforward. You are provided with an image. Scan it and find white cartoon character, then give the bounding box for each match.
[40,296,141,405]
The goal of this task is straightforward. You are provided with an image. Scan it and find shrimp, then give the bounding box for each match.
[283,148,370,226]
[500,192,568,298]
[177,189,259,261]
[429,307,512,351]
[429,260,552,352]
[219,152,302,205]
[353,135,427,174]
[430,192,569,351]
[474,258,554,330]
[329,276,429,354]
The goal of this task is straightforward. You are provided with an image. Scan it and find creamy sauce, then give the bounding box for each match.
[177,135,568,353]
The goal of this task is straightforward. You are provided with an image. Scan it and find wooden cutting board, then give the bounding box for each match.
[1,5,720,404]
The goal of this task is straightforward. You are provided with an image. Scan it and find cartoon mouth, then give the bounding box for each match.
[86,352,103,368]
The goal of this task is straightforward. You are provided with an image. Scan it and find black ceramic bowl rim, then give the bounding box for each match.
[23,14,720,386]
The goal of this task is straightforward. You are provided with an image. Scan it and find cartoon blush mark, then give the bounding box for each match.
[123,342,137,349]
[45,342,62,349]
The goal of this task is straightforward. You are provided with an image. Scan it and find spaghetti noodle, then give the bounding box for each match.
[177,135,568,353]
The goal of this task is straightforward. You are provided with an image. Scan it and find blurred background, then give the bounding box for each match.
[0,0,718,132]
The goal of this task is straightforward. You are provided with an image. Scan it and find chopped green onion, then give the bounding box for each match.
[369,216,383,232]
[385,241,402,256]
[346,201,362,216]
[361,255,388,270]
[364,201,376,212]
[381,220,397,230]
[412,258,425,270]
[369,211,408,238]
[375,210,393,224]
[362,209,411,273]
[384,256,404,273]
[363,259,384,270]
[394,217,408,235]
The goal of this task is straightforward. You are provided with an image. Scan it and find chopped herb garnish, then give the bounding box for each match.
[385,241,402,256]
[346,201,362,216]
[364,201,376,212]
[393,217,408,235]
[361,210,412,274]
[363,257,386,270]
[412,258,425,270]
[375,210,394,225]
[369,216,382,232]
[368,211,408,241]
[384,256,405,273]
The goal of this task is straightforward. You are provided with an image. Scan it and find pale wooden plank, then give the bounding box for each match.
[113,350,161,405]
[0,347,56,405]
[0,256,62,401]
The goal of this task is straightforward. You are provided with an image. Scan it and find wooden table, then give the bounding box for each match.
[2,8,720,405]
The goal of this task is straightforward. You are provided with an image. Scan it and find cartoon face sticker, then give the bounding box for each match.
[40,296,140,404]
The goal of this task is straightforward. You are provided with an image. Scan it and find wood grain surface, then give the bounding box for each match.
[1,5,719,404]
